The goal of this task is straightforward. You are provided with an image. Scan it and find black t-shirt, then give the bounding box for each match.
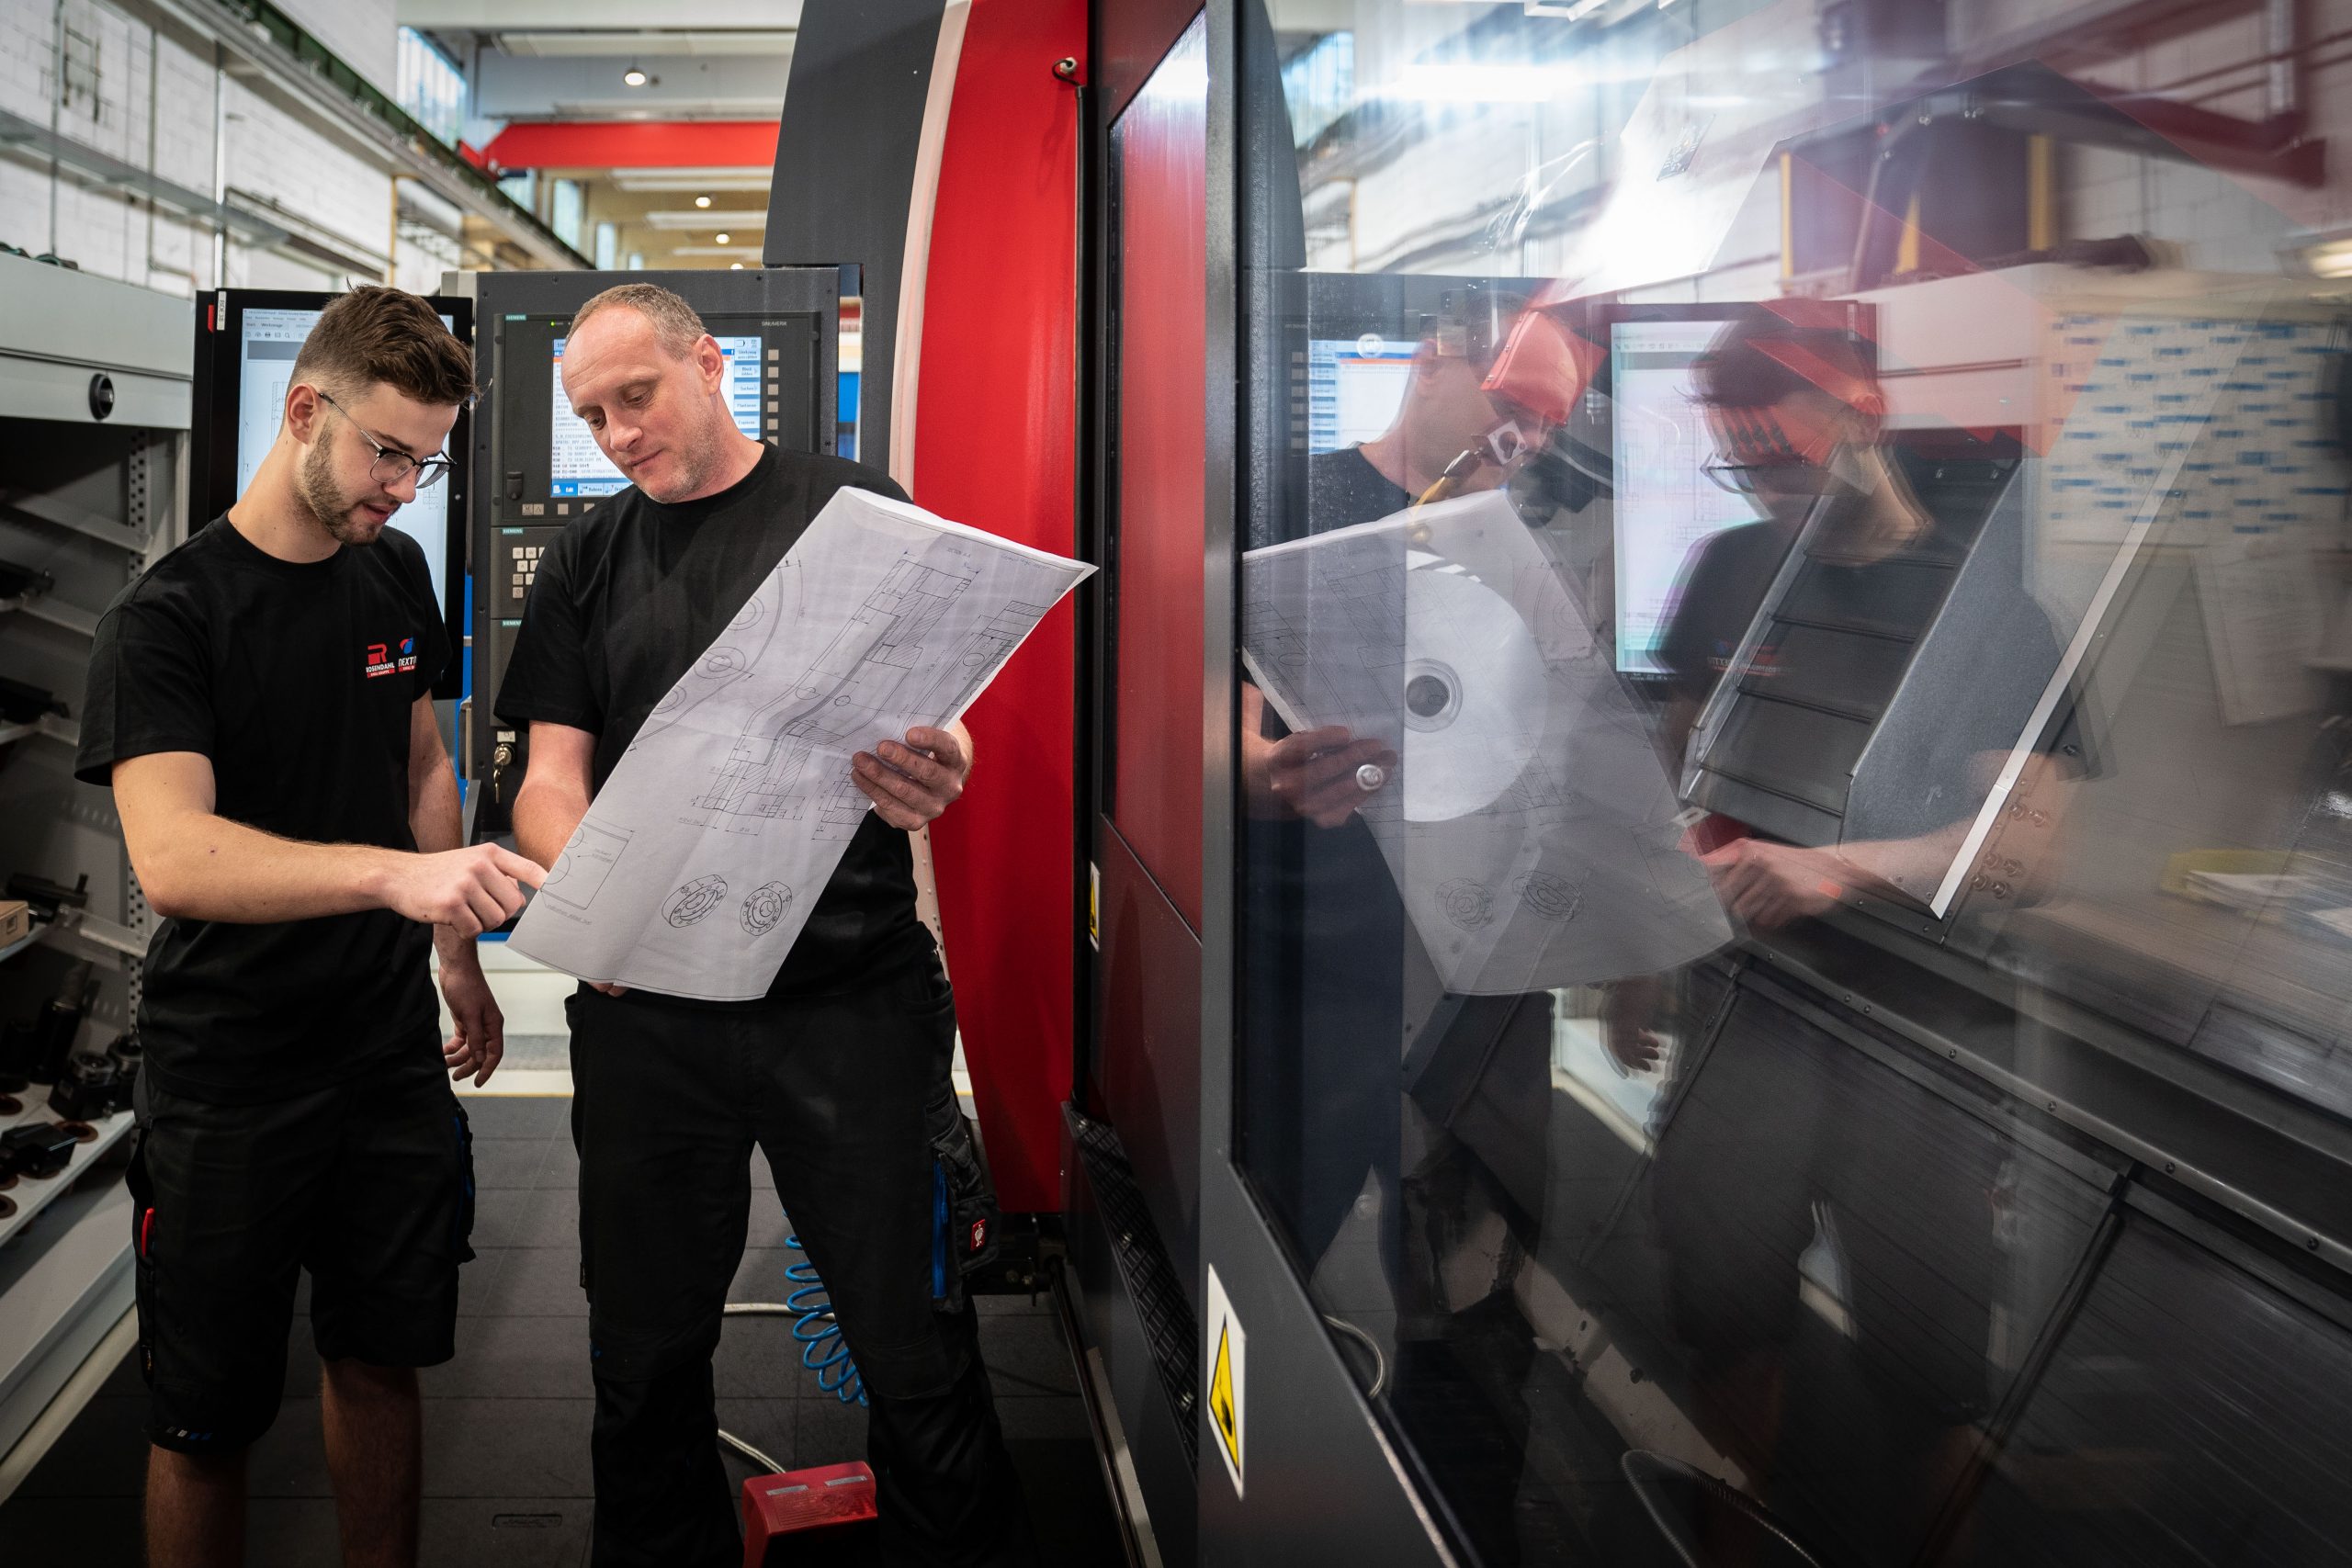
[1307,445,1409,529]
[74,517,450,1105]
[1655,519,1803,708]
[494,445,933,1003]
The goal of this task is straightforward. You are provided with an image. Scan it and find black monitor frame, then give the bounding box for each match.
[463,266,843,789]
[190,288,473,699]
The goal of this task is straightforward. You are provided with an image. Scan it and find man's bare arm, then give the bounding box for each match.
[409,696,507,1084]
[114,750,541,933]
[510,722,599,872]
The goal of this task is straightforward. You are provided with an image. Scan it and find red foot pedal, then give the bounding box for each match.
[740,1461,878,1567]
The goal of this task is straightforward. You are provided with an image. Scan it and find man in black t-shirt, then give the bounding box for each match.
[497,283,1034,1568]
[77,287,543,1568]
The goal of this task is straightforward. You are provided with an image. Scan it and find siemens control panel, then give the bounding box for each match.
[463,266,843,805]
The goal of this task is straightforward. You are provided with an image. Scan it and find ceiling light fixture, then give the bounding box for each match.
[714,231,730,244]
[622,62,650,87]
[695,194,712,209]
[729,262,744,270]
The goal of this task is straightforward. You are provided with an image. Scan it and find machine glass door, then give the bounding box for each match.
[1231,2,2352,1564]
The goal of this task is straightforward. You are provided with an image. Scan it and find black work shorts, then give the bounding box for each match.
[127,1049,476,1452]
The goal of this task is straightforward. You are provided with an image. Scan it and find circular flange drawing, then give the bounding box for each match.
[741,882,795,936]
[664,875,729,928]
[1516,872,1585,923]
[1436,878,1496,931]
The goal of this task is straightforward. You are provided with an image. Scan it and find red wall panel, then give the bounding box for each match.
[912,0,1087,1213]
[1108,17,1208,930]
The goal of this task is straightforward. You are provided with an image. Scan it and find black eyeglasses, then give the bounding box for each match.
[316,390,454,490]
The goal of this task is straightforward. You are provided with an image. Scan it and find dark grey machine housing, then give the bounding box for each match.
[461,266,842,809]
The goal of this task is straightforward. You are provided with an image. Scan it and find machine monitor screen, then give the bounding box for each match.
[233,305,461,615]
[1306,335,1417,454]
[1611,317,1772,677]
[548,333,765,496]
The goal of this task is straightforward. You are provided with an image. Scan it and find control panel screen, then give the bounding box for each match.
[1306,335,1417,455]
[548,333,765,497]
[1611,318,1766,676]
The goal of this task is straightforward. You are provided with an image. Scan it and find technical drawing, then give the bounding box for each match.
[741,882,794,936]
[664,875,729,928]
[506,486,1094,1002]
[1516,871,1584,923]
[539,823,631,910]
[1437,878,1496,930]
[693,557,978,822]
[906,603,1054,719]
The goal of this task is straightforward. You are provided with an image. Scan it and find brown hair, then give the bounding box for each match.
[289,285,474,407]
[1692,309,1879,417]
[568,282,708,359]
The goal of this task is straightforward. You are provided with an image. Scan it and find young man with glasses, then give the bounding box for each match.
[76,285,543,1568]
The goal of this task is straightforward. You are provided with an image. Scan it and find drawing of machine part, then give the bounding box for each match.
[630,586,783,752]
[665,875,729,928]
[540,823,632,909]
[780,558,972,747]
[741,882,795,936]
[908,604,1052,721]
[695,733,822,820]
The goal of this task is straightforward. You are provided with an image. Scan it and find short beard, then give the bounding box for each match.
[634,421,729,504]
[298,438,382,546]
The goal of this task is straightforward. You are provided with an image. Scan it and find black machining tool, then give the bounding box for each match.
[0,1122,80,1180]
[0,675,69,727]
[28,961,96,1085]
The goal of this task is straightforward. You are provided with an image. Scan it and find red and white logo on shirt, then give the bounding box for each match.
[365,635,419,680]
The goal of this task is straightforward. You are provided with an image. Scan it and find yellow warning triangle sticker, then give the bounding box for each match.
[1209,1323,1238,1463]
[1206,1265,1245,1495]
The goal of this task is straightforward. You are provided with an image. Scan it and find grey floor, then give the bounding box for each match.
[0,1092,1124,1565]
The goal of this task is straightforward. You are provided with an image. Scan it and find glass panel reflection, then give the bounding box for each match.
[1234,1,2352,1562]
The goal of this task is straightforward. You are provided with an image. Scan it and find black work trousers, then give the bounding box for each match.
[566,964,1036,1568]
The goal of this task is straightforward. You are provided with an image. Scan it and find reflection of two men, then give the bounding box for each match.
[1243,298,2068,1540]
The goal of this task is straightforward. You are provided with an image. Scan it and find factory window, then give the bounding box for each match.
[395,28,465,148]
[550,179,585,253]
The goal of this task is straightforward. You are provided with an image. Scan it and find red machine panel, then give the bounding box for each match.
[912,0,1087,1213]
[1107,19,1209,931]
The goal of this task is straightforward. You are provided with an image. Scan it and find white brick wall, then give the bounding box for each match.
[0,0,421,299]
[277,0,397,99]
[220,77,395,265]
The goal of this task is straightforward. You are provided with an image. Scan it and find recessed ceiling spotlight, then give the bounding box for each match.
[729,262,744,271]
[714,232,730,245]
[622,63,650,87]
[695,194,712,209]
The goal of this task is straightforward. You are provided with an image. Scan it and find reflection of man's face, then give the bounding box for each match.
[1703,389,1851,525]
[1405,354,1503,474]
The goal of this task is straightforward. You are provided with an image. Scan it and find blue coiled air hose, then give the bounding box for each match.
[718,1234,867,1414]
[783,1232,866,1405]
[718,1165,965,1467]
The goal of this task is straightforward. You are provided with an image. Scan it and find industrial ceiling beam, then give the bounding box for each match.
[480,120,781,171]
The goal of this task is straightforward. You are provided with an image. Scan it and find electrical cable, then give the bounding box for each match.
[717,1426,786,1476]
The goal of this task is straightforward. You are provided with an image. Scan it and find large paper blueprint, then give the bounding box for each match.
[1242,491,1730,994]
[510,488,1093,1000]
